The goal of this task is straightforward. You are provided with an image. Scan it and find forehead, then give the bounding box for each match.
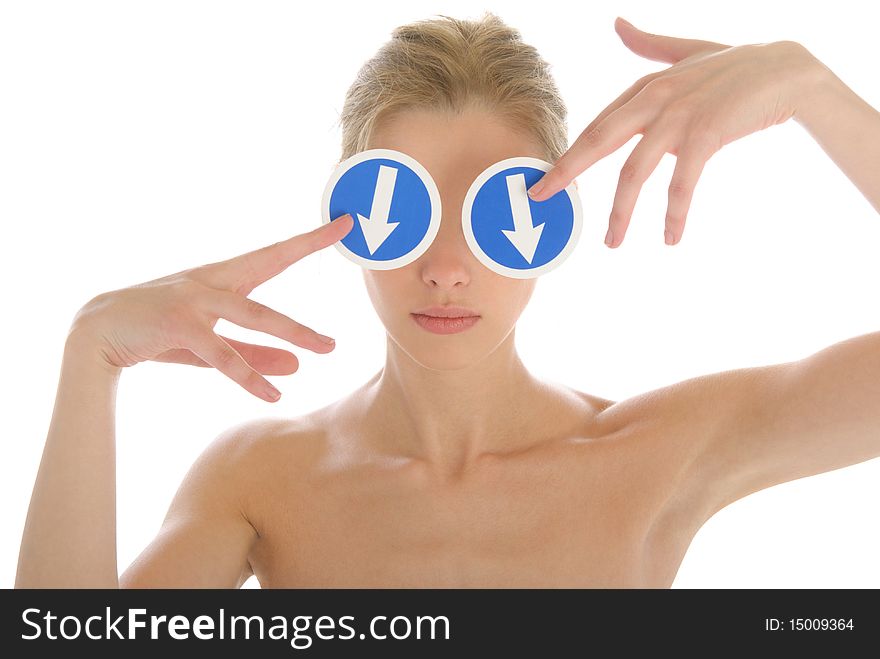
[367,107,547,183]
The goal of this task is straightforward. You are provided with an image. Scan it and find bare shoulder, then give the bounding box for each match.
[215,411,337,485]
[532,378,617,428]
[590,364,777,434]
[589,364,790,524]
[119,415,324,588]
[562,384,617,417]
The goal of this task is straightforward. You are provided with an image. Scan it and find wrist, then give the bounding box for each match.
[64,326,122,380]
[789,43,844,128]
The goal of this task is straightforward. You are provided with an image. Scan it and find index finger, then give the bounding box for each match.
[197,213,354,295]
[528,100,651,203]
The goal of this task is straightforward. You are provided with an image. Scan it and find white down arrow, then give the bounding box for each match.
[357,165,401,255]
[502,173,545,263]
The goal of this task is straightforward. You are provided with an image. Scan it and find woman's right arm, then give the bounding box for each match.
[15,213,355,588]
[15,325,262,589]
[15,328,124,587]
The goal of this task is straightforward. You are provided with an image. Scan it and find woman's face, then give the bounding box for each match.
[361,107,547,371]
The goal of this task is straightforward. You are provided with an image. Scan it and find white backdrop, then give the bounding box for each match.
[2,0,878,589]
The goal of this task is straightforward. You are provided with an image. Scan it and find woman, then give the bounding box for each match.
[15,14,880,587]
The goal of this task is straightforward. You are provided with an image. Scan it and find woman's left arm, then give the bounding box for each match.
[543,20,880,519]
[793,63,880,214]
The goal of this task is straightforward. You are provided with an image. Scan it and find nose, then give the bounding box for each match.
[417,210,474,290]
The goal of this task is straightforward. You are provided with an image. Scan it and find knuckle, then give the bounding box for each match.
[636,72,660,88]
[774,39,806,56]
[618,161,640,183]
[608,209,629,227]
[244,297,271,319]
[262,242,287,269]
[214,341,240,368]
[628,73,662,100]
[177,267,201,283]
[668,178,691,199]
[169,267,194,282]
[666,211,685,228]
[643,76,674,100]
[240,252,261,285]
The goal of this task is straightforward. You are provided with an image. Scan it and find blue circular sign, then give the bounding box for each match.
[462,157,582,278]
[321,149,441,270]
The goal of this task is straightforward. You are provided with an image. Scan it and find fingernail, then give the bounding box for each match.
[665,229,675,245]
[527,178,546,199]
[318,334,336,345]
[618,17,633,27]
[266,385,281,401]
[605,227,614,246]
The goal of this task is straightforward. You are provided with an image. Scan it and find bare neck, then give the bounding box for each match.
[360,330,552,471]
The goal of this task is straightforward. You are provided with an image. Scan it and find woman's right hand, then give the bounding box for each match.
[68,213,355,402]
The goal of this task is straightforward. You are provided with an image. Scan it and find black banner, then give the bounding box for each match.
[0,588,874,656]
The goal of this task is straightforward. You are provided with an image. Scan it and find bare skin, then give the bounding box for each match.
[198,377,722,588]
[16,23,880,588]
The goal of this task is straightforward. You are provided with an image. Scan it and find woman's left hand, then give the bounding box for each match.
[527,17,825,247]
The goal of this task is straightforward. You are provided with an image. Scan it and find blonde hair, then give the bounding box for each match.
[336,12,567,164]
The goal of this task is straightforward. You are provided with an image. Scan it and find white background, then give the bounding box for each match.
[2,0,878,589]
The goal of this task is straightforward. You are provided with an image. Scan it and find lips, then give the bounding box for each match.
[411,313,480,335]
[411,305,480,318]
[410,305,481,335]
